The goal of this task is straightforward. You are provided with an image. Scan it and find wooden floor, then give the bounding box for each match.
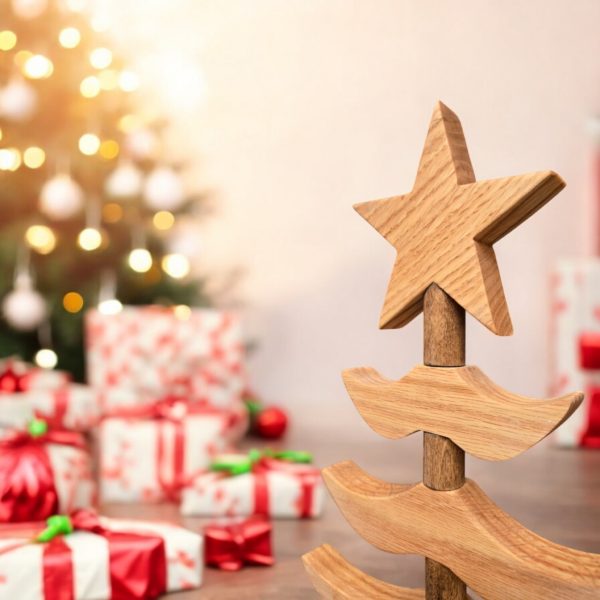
[100,412,600,600]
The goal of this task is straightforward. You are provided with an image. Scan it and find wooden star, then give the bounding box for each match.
[355,101,565,335]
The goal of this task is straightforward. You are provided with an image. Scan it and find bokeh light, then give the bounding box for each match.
[24,147,45,168]
[35,349,58,369]
[78,227,102,251]
[66,0,86,12]
[102,203,123,223]
[153,211,175,230]
[98,69,119,90]
[129,248,152,273]
[80,76,100,98]
[24,55,53,79]
[90,48,112,69]
[13,50,33,69]
[91,12,111,32]
[161,253,190,278]
[119,71,140,92]
[0,149,21,171]
[59,27,80,48]
[99,140,119,160]
[0,31,17,51]
[25,225,56,254]
[98,299,122,315]
[63,292,84,313]
[79,133,101,155]
[174,304,191,321]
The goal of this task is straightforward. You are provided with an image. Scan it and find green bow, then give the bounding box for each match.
[35,515,73,543]
[210,448,312,476]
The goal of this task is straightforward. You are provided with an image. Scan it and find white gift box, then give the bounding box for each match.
[0,516,202,599]
[180,460,325,519]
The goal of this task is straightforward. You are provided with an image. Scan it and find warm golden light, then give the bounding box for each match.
[35,349,58,369]
[24,55,53,79]
[25,225,56,254]
[59,27,80,48]
[98,69,119,90]
[78,227,102,251]
[63,292,84,313]
[153,211,175,230]
[118,114,143,133]
[0,148,20,171]
[99,140,119,160]
[79,133,101,155]
[0,31,17,51]
[0,129,2,141]
[161,254,190,279]
[66,0,85,12]
[80,76,100,98]
[98,299,122,315]
[24,147,45,169]
[90,48,112,69]
[129,248,152,273]
[174,304,191,321]
[14,50,33,69]
[91,13,110,32]
[102,203,123,223]
[119,71,140,92]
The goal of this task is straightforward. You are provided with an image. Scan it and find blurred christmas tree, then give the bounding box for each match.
[0,0,209,381]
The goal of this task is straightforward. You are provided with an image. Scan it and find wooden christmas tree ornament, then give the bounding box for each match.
[302,102,600,599]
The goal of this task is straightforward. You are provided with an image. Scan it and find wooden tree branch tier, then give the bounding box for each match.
[302,102,599,599]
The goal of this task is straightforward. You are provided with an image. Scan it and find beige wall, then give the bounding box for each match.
[107,1,600,415]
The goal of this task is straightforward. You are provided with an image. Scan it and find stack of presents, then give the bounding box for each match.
[0,306,324,599]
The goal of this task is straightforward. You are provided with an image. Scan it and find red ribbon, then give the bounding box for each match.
[0,510,168,600]
[204,515,274,571]
[34,389,70,431]
[0,430,86,523]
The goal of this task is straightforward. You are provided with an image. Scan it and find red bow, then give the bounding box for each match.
[0,429,86,522]
[204,515,274,571]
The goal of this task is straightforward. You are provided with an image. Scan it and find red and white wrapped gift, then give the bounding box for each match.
[0,509,202,599]
[85,306,246,412]
[180,454,324,518]
[550,258,600,447]
[0,425,95,522]
[0,359,72,392]
[99,398,246,503]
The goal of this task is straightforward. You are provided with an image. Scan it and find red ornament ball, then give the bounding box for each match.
[256,406,288,439]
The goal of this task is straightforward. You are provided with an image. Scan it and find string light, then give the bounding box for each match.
[14,50,33,69]
[99,140,119,159]
[161,254,190,279]
[0,31,17,51]
[129,248,152,273]
[102,203,122,223]
[98,299,122,315]
[80,76,100,98]
[24,55,53,79]
[78,227,102,251]
[90,48,112,69]
[35,349,58,369]
[63,292,83,313]
[98,69,119,90]
[174,305,191,321]
[119,71,140,92]
[24,147,45,169]
[59,28,81,48]
[25,225,56,254]
[153,211,175,230]
[79,133,100,155]
[0,149,20,171]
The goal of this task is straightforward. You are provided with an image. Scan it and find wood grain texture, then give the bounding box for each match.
[324,461,600,600]
[354,101,565,335]
[423,433,465,491]
[302,544,429,599]
[343,364,583,461]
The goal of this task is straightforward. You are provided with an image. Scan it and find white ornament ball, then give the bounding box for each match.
[105,162,143,198]
[39,174,84,220]
[143,166,185,211]
[11,0,47,19]
[125,128,160,161]
[0,79,37,122]
[3,278,46,331]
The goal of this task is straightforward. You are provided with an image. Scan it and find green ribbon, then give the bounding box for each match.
[210,448,312,476]
[35,515,73,543]
[28,419,48,437]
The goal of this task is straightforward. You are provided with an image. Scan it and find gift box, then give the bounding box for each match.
[99,398,246,503]
[180,451,325,518]
[0,360,72,392]
[0,423,95,522]
[550,258,600,447]
[0,509,203,599]
[85,306,246,411]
